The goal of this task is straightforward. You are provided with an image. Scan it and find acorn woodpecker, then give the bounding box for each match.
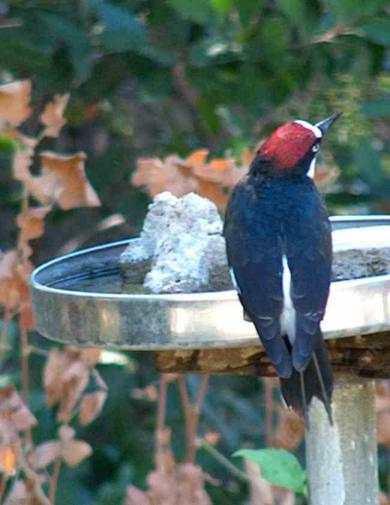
[224,113,341,421]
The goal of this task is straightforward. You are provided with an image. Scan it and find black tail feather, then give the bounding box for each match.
[280,332,333,424]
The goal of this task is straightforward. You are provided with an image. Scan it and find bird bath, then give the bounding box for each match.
[31,215,390,505]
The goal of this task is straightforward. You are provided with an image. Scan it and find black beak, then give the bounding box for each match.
[315,112,342,135]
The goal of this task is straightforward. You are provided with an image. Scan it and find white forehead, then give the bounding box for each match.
[294,120,322,139]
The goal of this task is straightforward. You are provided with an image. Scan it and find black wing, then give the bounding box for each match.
[224,180,292,378]
[284,184,332,371]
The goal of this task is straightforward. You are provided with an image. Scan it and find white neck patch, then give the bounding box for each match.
[308,156,316,179]
[294,120,322,139]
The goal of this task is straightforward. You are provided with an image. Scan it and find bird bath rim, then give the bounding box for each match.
[31,214,390,301]
[31,215,390,350]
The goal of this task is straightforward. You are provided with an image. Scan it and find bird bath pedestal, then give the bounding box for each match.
[31,216,390,505]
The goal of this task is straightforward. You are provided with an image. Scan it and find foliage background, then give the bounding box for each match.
[0,0,389,503]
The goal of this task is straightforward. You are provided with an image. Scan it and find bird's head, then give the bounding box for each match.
[253,113,341,177]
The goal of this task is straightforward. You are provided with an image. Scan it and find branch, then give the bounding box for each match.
[177,374,209,463]
[48,458,62,504]
[195,375,209,411]
[155,374,169,457]
[264,378,276,446]
[199,440,249,483]
[0,306,14,356]
[19,453,51,505]
[311,25,358,44]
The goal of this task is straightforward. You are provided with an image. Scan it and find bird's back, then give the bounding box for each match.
[224,173,332,376]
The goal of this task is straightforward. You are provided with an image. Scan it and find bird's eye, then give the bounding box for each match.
[312,144,320,153]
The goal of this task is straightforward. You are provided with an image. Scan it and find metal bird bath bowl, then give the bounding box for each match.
[31,215,390,505]
[31,215,390,352]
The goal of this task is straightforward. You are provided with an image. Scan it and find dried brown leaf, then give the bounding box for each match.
[79,390,107,426]
[26,152,100,210]
[17,207,51,243]
[61,439,92,467]
[279,490,295,505]
[12,150,33,182]
[16,207,51,259]
[5,471,48,505]
[0,251,21,310]
[4,479,27,504]
[0,386,37,432]
[40,94,69,138]
[0,419,17,446]
[132,385,158,402]
[132,157,197,198]
[146,470,176,504]
[133,149,247,210]
[79,347,102,367]
[185,149,209,167]
[57,362,89,423]
[240,148,254,166]
[273,408,304,450]
[11,134,37,184]
[163,373,179,384]
[192,158,235,182]
[0,250,34,327]
[176,463,212,505]
[380,492,390,505]
[58,424,75,443]
[0,445,18,476]
[125,486,151,505]
[44,348,90,422]
[196,179,229,209]
[41,151,100,209]
[146,463,211,505]
[43,349,68,406]
[244,459,274,505]
[203,432,220,446]
[29,441,61,470]
[0,80,31,126]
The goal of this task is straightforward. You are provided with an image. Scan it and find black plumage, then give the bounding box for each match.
[224,121,337,420]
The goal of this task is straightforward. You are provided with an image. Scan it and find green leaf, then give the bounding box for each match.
[0,135,17,153]
[37,12,93,83]
[233,448,307,495]
[211,0,233,14]
[354,140,389,197]
[325,0,386,23]
[234,0,264,24]
[277,0,317,31]
[362,98,390,118]
[90,0,148,53]
[167,0,215,24]
[90,0,173,64]
[360,19,390,46]
[0,32,50,77]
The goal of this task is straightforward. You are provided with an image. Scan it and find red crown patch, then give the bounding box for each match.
[258,122,316,170]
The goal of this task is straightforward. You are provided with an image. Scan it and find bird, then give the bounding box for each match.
[224,113,341,422]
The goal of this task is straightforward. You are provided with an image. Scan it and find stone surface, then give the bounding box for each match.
[332,247,390,280]
[120,192,229,293]
[120,192,390,293]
